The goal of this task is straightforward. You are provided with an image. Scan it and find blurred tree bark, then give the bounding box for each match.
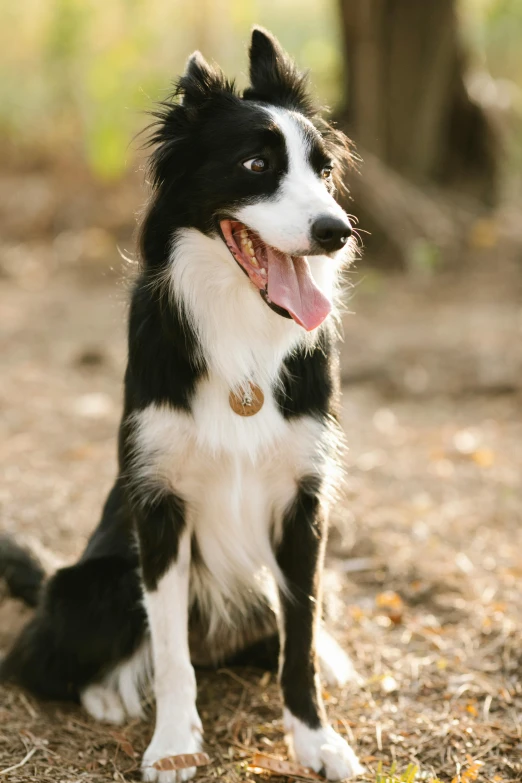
[338,0,499,266]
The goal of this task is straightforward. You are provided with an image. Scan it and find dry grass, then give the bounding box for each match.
[1,174,522,782]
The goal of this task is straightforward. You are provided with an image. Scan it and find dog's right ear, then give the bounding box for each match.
[179,51,229,107]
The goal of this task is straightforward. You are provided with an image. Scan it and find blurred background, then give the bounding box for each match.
[1,2,522,782]
[1,0,522,263]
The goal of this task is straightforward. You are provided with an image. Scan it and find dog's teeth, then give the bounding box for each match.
[260,268,266,277]
[237,229,261,269]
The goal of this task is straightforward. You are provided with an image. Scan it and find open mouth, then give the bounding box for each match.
[219,219,332,332]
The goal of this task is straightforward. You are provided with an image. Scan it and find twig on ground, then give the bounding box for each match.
[0,746,38,776]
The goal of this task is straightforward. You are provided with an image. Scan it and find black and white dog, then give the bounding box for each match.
[1,28,363,782]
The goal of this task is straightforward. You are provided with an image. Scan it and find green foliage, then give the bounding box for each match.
[460,0,522,183]
[461,0,522,79]
[0,0,344,179]
[0,0,521,180]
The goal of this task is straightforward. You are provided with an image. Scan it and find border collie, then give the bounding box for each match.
[1,27,363,781]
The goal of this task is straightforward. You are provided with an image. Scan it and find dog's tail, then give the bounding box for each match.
[0,535,46,607]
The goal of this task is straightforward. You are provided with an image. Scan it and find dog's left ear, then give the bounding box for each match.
[244,27,313,114]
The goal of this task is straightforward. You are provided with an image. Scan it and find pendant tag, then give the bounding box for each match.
[229,382,264,417]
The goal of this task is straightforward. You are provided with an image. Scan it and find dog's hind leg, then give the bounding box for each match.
[1,554,147,708]
[80,639,151,724]
[317,626,361,688]
[222,623,360,690]
[1,480,149,721]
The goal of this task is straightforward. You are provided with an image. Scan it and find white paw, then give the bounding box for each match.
[81,644,150,723]
[317,628,361,688]
[142,710,203,782]
[284,710,363,781]
[81,684,126,725]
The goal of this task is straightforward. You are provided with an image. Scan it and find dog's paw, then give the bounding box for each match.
[81,646,150,724]
[284,710,363,781]
[317,628,362,689]
[142,711,203,783]
[81,684,127,725]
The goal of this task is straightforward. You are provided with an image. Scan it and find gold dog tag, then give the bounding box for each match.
[229,382,264,416]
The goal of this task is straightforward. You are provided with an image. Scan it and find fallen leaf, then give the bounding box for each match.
[471,448,495,468]
[153,752,211,771]
[376,591,404,622]
[468,217,497,248]
[348,605,366,622]
[109,730,136,759]
[451,757,484,783]
[376,591,403,611]
[248,752,323,780]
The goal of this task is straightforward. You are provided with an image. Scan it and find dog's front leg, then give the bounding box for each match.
[135,493,202,783]
[277,478,363,781]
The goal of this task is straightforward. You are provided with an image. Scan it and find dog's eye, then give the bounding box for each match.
[321,165,333,180]
[243,157,269,173]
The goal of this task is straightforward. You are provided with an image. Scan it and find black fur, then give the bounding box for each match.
[135,492,186,592]
[244,28,315,115]
[1,482,146,700]
[275,323,340,420]
[0,536,45,608]
[1,28,351,750]
[277,475,327,728]
[124,280,204,412]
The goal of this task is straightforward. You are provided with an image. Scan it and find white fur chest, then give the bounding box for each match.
[131,380,329,629]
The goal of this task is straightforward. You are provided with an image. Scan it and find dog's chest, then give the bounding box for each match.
[133,377,326,619]
[134,374,323,524]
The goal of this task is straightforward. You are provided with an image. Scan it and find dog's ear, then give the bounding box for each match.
[244,27,314,114]
[179,51,230,107]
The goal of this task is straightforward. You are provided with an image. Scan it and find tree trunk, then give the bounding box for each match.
[338,0,498,264]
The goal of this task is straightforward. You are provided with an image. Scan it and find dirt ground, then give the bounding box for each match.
[0,171,521,782]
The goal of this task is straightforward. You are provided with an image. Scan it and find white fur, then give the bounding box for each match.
[284,709,364,781]
[81,642,151,724]
[169,228,313,390]
[142,534,203,783]
[81,683,127,725]
[236,107,350,254]
[131,401,334,633]
[317,627,361,688]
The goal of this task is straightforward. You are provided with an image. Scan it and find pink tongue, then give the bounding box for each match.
[266,248,332,331]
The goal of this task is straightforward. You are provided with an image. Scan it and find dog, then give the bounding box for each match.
[1,27,362,782]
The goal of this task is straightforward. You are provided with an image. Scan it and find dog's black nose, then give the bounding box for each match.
[311,216,352,252]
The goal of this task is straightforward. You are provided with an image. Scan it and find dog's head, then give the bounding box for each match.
[143,27,354,332]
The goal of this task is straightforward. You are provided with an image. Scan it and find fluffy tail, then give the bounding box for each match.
[0,535,46,607]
